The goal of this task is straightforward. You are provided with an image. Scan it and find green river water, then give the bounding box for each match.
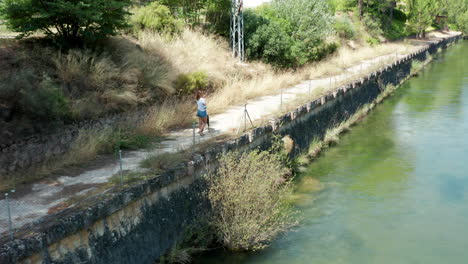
[194,41,468,264]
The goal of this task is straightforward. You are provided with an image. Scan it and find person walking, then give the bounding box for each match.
[196,92,208,136]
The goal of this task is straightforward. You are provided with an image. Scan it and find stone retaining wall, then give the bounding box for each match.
[0,34,462,264]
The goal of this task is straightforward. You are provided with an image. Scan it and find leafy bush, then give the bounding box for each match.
[131,2,183,37]
[0,70,70,120]
[247,22,294,68]
[0,0,131,46]
[98,129,152,154]
[329,0,357,12]
[205,0,231,36]
[244,0,335,68]
[207,150,296,251]
[334,17,356,39]
[272,0,334,57]
[383,19,411,40]
[362,14,384,38]
[305,42,339,63]
[175,71,209,95]
[393,9,408,22]
[366,36,380,46]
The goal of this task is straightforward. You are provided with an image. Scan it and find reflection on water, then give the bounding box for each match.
[194,41,468,264]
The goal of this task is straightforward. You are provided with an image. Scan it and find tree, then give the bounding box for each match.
[0,0,131,46]
[407,0,439,38]
[131,2,183,37]
[205,0,231,36]
[444,0,468,33]
[157,0,206,27]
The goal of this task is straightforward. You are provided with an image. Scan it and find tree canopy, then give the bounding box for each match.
[0,0,131,46]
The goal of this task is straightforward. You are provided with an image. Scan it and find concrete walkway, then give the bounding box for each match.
[0,34,452,235]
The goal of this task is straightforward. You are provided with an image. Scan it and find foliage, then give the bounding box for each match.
[329,0,357,12]
[366,36,380,45]
[246,21,295,68]
[334,17,356,39]
[383,19,410,40]
[204,0,231,36]
[131,2,183,37]
[270,135,295,169]
[244,0,335,68]
[0,70,70,120]
[362,14,384,37]
[0,0,131,46]
[108,171,150,185]
[175,71,209,95]
[157,0,206,27]
[444,0,468,34]
[407,0,439,38]
[393,8,408,22]
[207,149,296,251]
[97,129,152,154]
[140,150,190,172]
[272,0,335,59]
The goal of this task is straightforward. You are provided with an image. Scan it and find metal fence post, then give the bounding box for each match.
[5,193,13,240]
[192,122,196,153]
[244,104,247,132]
[119,150,123,186]
[280,88,283,110]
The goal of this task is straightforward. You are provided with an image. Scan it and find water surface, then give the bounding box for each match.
[195,41,468,264]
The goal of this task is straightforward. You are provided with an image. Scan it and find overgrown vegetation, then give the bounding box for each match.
[207,149,296,251]
[130,2,183,37]
[245,0,336,68]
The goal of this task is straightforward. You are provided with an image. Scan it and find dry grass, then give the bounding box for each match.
[138,98,195,136]
[207,150,297,251]
[140,150,191,172]
[133,28,425,120]
[136,30,300,115]
[0,127,116,192]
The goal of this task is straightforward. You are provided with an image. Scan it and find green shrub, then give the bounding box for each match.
[393,9,408,22]
[244,0,335,68]
[1,70,70,120]
[362,14,384,37]
[131,2,182,37]
[207,149,296,251]
[247,22,294,68]
[330,0,357,12]
[334,17,356,39]
[175,71,209,95]
[140,151,190,172]
[111,130,152,152]
[366,36,380,46]
[0,0,131,46]
[205,0,231,36]
[383,19,411,40]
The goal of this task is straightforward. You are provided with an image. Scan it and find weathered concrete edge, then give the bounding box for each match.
[0,34,462,264]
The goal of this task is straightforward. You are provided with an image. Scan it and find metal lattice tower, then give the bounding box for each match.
[231,0,245,61]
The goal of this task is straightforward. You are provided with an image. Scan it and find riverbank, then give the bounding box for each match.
[0,33,461,264]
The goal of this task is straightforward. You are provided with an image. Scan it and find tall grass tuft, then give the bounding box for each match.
[207,150,297,251]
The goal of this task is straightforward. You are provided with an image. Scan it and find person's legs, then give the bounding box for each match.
[200,117,207,134]
[198,116,203,132]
